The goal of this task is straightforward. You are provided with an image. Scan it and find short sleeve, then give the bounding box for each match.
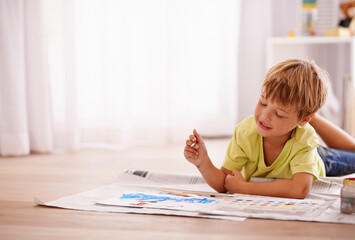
[222,128,249,171]
[290,147,322,180]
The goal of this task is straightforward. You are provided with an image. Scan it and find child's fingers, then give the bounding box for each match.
[232,170,240,175]
[187,134,200,149]
[184,145,198,158]
[191,143,199,149]
[189,134,196,142]
[193,129,204,143]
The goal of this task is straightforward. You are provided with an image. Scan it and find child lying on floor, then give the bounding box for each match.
[184,59,355,199]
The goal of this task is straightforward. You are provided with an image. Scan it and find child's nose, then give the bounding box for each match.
[263,110,272,122]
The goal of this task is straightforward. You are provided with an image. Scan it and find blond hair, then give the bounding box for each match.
[262,59,329,119]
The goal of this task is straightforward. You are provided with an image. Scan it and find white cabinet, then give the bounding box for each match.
[266,36,355,132]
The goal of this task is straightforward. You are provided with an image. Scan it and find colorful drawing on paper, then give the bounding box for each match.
[204,194,326,217]
[120,193,215,204]
[96,190,220,211]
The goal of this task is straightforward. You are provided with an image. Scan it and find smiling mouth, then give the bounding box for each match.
[259,121,272,130]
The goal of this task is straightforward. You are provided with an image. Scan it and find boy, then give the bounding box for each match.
[184,59,329,199]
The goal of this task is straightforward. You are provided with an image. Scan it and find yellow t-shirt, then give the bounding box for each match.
[222,116,326,181]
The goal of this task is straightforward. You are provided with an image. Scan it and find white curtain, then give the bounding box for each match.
[0,0,241,156]
[46,0,241,149]
[0,0,53,156]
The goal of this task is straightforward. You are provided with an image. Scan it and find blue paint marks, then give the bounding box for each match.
[120,193,215,204]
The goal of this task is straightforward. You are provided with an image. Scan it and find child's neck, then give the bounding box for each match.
[262,132,293,166]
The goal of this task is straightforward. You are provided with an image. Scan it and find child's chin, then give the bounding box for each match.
[256,129,265,136]
[256,128,272,137]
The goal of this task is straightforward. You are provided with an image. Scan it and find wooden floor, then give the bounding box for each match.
[1,139,354,240]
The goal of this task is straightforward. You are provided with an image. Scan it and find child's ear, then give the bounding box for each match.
[298,113,315,126]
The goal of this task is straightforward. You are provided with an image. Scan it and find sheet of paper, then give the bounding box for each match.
[35,170,355,224]
[199,193,330,221]
[35,174,245,221]
[250,176,344,195]
[124,169,206,184]
[309,177,343,195]
[96,188,221,212]
[124,171,355,224]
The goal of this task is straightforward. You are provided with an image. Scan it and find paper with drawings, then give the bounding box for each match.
[96,188,221,211]
[34,171,245,221]
[114,171,355,223]
[35,170,355,224]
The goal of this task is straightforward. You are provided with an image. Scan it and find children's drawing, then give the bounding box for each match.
[96,189,220,212]
[96,189,328,219]
[120,193,215,204]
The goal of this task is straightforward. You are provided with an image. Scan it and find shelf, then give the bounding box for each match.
[268,36,354,45]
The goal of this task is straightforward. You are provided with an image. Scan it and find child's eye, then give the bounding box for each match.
[259,100,266,106]
[275,112,284,118]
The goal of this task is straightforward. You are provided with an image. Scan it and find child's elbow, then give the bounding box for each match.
[293,185,310,199]
[290,173,313,199]
[295,191,308,199]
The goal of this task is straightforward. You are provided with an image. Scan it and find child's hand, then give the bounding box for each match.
[224,170,246,194]
[184,129,208,168]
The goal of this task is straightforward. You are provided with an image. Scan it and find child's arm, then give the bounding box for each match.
[309,114,355,151]
[224,171,313,199]
[184,129,231,193]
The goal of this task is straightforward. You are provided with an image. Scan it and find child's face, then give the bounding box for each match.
[254,96,302,141]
